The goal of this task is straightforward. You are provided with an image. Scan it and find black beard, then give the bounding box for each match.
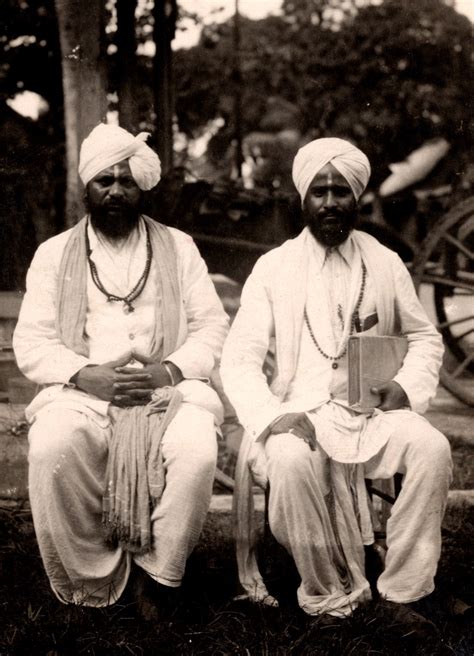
[305,208,358,248]
[87,205,141,240]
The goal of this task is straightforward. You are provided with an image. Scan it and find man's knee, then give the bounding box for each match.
[163,404,217,474]
[397,418,452,475]
[412,424,450,461]
[28,408,97,466]
[266,434,313,480]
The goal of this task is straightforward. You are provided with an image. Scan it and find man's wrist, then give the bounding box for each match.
[162,361,183,386]
[69,365,94,390]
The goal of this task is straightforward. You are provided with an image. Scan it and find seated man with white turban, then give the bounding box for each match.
[13,123,229,617]
[220,138,452,637]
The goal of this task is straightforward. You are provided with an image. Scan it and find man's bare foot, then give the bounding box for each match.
[378,599,439,641]
[129,568,181,622]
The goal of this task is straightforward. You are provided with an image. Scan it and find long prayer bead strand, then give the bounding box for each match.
[304,261,367,369]
[85,221,152,313]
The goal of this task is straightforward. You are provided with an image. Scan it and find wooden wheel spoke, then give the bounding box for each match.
[448,289,474,296]
[421,274,474,292]
[451,351,474,378]
[437,314,474,330]
[441,232,474,260]
[455,326,474,341]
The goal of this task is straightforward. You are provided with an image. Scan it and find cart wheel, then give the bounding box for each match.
[412,197,474,406]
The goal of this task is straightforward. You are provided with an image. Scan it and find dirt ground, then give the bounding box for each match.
[0,501,473,656]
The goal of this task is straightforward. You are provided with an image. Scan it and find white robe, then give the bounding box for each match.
[220,227,451,615]
[13,219,229,605]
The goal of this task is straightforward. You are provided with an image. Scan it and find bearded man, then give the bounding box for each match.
[220,138,452,636]
[13,123,229,615]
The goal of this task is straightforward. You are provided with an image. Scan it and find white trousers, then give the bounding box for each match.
[28,402,217,606]
[265,411,452,615]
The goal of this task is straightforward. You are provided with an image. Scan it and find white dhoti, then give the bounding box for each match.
[265,408,452,616]
[28,402,217,607]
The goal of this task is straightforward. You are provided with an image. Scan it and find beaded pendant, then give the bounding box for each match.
[304,261,367,367]
[86,221,151,312]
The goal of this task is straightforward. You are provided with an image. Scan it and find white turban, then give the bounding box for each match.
[292,137,371,203]
[79,123,161,191]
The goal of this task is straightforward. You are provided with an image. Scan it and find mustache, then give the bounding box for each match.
[318,209,345,218]
[104,199,132,208]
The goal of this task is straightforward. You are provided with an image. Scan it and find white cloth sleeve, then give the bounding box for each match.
[391,256,444,414]
[220,258,283,441]
[162,235,229,380]
[13,241,94,385]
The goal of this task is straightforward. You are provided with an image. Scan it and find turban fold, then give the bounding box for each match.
[79,123,161,191]
[292,137,371,203]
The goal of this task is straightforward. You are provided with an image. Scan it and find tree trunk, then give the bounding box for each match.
[116,0,138,132]
[55,0,107,227]
[232,0,244,179]
[153,0,176,174]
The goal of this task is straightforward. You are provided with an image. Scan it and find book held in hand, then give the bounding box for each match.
[348,335,408,410]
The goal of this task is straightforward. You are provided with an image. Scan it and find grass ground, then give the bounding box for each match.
[0,503,473,656]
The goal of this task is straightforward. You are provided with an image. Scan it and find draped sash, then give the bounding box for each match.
[56,214,181,360]
[269,227,396,401]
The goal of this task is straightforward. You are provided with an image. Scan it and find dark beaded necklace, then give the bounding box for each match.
[85,221,152,314]
[304,261,367,369]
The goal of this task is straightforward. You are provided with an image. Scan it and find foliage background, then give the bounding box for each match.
[0,0,472,287]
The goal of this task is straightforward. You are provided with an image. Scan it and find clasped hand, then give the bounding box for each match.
[72,353,172,407]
